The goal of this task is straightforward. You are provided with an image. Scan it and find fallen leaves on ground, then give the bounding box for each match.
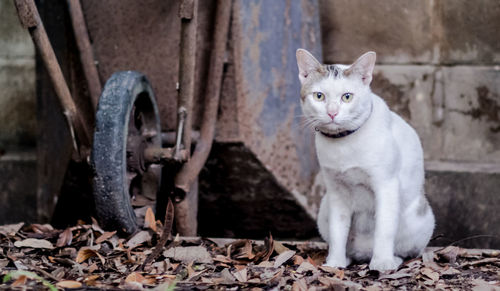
[0,218,499,290]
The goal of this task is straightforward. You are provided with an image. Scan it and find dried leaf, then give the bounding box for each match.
[462,257,500,267]
[144,207,157,232]
[213,255,233,264]
[142,276,157,285]
[76,247,105,265]
[232,268,248,283]
[84,274,100,286]
[11,275,27,287]
[318,276,363,289]
[125,230,152,249]
[0,259,8,269]
[484,250,500,257]
[125,272,146,284]
[437,246,460,264]
[0,222,24,236]
[254,234,274,262]
[292,278,308,291]
[30,223,54,234]
[220,268,235,284]
[296,261,317,273]
[163,246,213,264]
[90,217,105,234]
[257,260,274,267]
[319,266,344,279]
[293,255,305,265]
[274,250,296,268]
[14,238,54,249]
[88,263,99,273]
[56,280,82,288]
[95,231,116,245]
[420,267,439,282]
[234,264,246,271]
[56,228,73,247]
[471,278,500,291]
[273,241,290,254]
[306,256,319,266]
[379,271,412,280]
[365,284,384,291]
[440,266,461,276]
[229,239,255,260]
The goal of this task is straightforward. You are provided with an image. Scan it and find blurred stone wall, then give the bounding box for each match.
[0,0,37,223]
[319,0,500,248]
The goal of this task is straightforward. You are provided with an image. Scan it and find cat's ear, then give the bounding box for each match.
[345,51,376,85]
[296,49,322,84]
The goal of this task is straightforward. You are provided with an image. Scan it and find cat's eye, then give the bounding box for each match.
[313,92,325,101]
[341,93,353,103]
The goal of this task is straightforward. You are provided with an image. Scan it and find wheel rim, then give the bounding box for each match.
[126,91,161,208]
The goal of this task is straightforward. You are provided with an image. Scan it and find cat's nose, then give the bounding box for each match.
[328,112,337,120]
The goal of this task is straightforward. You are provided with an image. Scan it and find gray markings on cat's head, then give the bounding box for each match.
[326,64,343,78]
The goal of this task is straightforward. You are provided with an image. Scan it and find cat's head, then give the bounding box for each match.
[296,49,376,135]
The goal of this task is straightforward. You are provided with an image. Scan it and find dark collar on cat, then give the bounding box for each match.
[317,128,358,138]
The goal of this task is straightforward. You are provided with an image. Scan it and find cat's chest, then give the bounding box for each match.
[322,166,375,211]
[315,133,375,170]
[323,166,371,186]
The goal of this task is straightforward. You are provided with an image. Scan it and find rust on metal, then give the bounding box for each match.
[14,0,91,157]
[175,0,233,194]
[162,130,200,146]
[179,0,195,20]
[13,0,37,28]
[143,147,188,164]
[67,0,102,111]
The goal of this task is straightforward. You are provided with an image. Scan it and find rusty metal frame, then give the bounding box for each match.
[67,0,102,111]
[175,0,198,158]
[14,0,91,158]
[174,0,233,195]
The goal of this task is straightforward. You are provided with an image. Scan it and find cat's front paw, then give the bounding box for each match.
[323,256,351,268]
[369,256,403,271]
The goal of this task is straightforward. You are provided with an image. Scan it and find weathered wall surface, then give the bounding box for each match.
[0,0,37,224]
[0,0,36,149]
[320,0,500,247]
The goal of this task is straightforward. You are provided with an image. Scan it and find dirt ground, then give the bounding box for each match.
[1,211,499,290]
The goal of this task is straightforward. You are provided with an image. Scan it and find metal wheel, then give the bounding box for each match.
[92,71,161,235]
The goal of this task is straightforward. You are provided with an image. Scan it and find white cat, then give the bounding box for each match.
[296,49,435,271]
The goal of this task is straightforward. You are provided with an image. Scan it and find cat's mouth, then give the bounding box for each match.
[316,122,346,134]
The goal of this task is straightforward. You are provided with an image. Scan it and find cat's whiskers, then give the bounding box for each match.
[297,116,322,131]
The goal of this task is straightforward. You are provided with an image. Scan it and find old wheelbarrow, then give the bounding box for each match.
[14,0,232,236]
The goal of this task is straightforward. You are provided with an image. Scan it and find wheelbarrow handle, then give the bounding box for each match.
[13,0,92,158]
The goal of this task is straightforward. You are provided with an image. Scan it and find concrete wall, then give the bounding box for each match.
[0,0,36,149]
[319,0,500,248]
[0,0,37,223]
